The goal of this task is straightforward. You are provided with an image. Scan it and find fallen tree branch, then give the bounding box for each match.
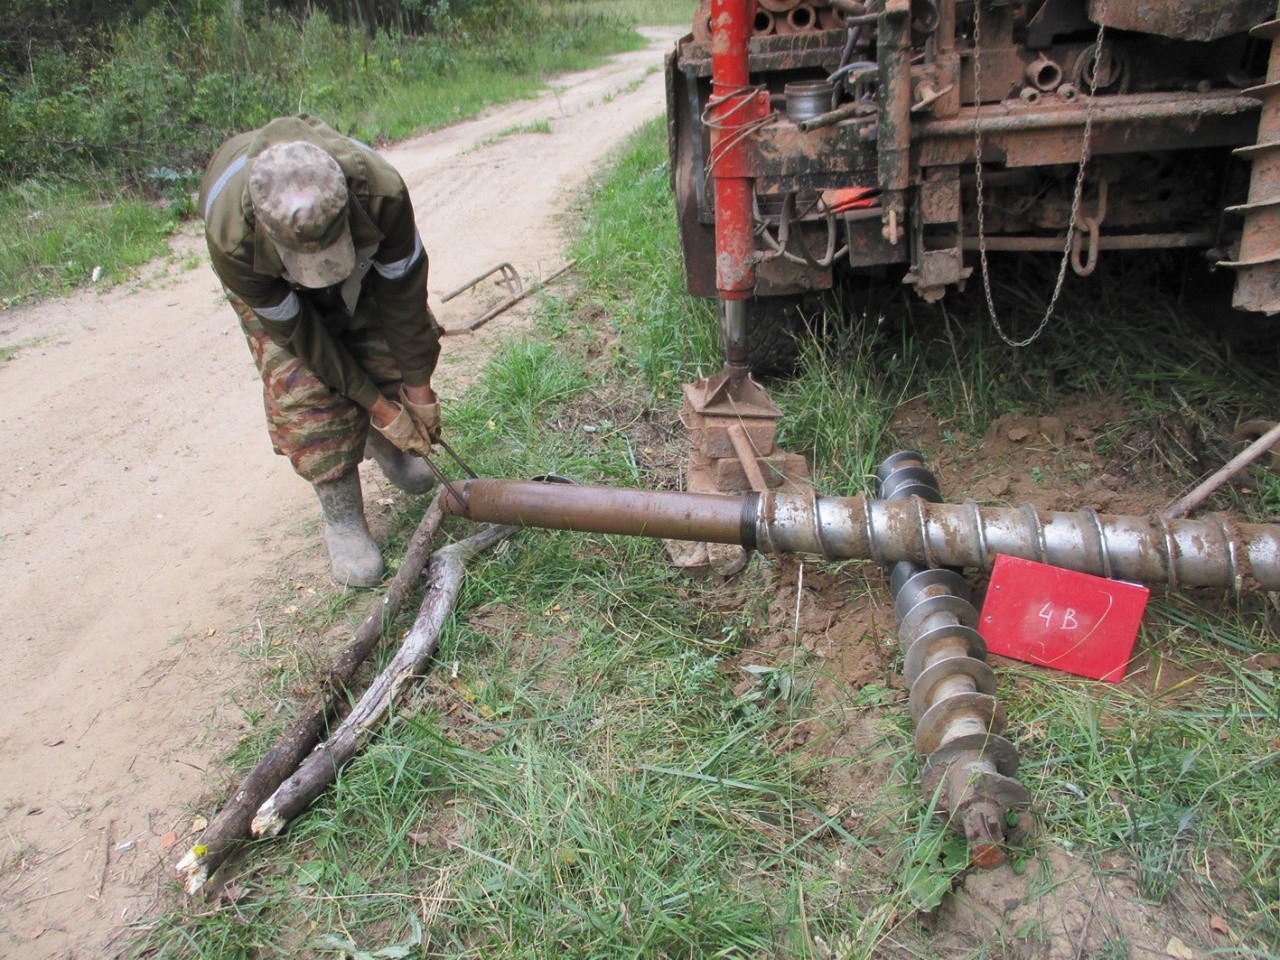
[251,523,518,837]
[175,490,448,896]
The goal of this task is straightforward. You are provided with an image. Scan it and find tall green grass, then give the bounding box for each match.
[569,120,720,388]
[0,179,179,304]
[561,0,699,27]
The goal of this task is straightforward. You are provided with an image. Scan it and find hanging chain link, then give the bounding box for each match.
[972,0,1109,347]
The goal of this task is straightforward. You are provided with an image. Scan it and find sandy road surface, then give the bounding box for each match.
[0,27,680,957]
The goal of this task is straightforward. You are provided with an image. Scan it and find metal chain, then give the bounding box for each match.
[972,0,1108,348]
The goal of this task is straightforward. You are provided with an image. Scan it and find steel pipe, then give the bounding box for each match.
[877,453,1028,868]
[917,92,1259,139]
[786,4,819,32]
[442,479,1280,592]
[710,0,757,301]
[961,232,1214,252]
[446,478,749,544]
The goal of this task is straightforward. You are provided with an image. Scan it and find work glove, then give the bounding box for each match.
[399,386,442,443]
[372,403,434,457]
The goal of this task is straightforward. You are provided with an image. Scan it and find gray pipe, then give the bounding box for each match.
[753,492,1280,591]
[443,479,1280,592]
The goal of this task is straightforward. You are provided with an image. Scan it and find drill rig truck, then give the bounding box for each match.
[666,0,1280,369]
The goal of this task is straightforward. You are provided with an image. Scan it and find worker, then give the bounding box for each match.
[199,115,444,587]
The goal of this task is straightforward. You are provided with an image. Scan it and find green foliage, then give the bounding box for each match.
[773,319,908,496]
[569,117,721,391]
[558,0,697,26]
[470,338,590,430]
[0,0,160,74]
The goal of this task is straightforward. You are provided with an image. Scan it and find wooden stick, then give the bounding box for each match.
[175,490,448,896]
[95,821,114,901]
[1161,419,1280,520]
[252,523,518,837]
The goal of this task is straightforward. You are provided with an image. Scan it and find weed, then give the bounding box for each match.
[555,0,697,26]
[472,118,556,151]
[1093,935,1131,960]
[569,121,719,390]
[774,319,906,495]
[506,118,554,136]
[0,180,174,303]
[603,65,660,102]
[0,336,44,363]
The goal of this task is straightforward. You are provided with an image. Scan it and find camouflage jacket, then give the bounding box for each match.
[199,115,439,409]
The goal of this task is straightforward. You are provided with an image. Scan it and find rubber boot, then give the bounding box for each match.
[364,430,436,495]
[313,470,385,587]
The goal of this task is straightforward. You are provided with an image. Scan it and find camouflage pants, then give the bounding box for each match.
[231,295,405,485]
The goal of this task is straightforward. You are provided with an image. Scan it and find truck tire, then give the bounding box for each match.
[718,294,820,378]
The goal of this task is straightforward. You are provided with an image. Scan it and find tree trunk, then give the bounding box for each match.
[174,490,448,896]
[252,523,517,836]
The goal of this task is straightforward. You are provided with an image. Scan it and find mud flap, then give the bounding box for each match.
[667,45,718,298]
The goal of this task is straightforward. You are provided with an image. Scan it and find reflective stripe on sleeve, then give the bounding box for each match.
[254,291,301,323]
[372,229,423,280]
[202,154,247,221]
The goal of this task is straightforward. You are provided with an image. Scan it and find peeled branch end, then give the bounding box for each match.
[251,805,286,839]
[175,847,210,896]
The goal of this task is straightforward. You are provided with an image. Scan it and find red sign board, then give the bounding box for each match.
[979,555,1150,683]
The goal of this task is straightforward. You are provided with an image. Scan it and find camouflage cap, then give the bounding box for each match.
[248,140,355,288]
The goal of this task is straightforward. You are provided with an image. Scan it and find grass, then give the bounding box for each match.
[561,0,699,27]
[568,126,720,390]
[331,16,645,148]
[0,180,179,304]
[129,117,1279,958]
[472,119,557,151]
[1004,617,1280,900]
[0,336,44,363]
[502,119,555,137]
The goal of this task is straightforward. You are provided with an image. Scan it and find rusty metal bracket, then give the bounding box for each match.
[442,262,522,305]
[441,261,577,336]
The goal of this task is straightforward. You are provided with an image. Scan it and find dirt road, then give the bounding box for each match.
[0,28,680,957]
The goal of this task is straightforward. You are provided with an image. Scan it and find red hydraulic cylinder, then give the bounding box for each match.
[710,0,757,300]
